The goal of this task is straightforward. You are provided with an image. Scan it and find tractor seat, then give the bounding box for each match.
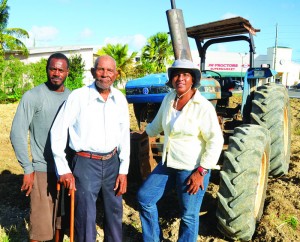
[221,91,232,99]
[219,77,235,92]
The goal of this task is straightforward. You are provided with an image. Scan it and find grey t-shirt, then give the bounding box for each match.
[10,83,71,174]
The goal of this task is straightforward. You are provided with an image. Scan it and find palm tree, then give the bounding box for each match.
[0,0,29,56]
[97,43,138,85]
[140,32,173,73]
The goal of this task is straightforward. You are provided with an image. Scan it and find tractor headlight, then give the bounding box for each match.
[126,86,171,95]
[126,88,142,95]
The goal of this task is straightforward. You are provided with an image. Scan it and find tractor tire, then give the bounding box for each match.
[216,124,270,241]
[133,103,160,131]
[133,103,147,130]
[251,83,291,176]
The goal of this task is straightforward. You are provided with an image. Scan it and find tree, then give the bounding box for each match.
[132,60,154,78]
[26,58,47,87]
[0,56,28,103]
[97,43,138,85]
[140,32,173,74]
[0,0,29,57]
[65,54,85,90]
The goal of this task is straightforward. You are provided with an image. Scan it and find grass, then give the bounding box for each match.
[0,223,71,242]
[0,223,28,242]
[277,214,299,230]
[293,124,300,136]
[0,226,9,242]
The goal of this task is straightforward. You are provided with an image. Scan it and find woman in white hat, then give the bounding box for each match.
[137,59,224,242]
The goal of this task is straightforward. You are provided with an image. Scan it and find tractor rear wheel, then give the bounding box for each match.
[216,124,270,241]
[251,83,291,176]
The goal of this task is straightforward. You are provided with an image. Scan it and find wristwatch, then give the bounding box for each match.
[197,166,208,176]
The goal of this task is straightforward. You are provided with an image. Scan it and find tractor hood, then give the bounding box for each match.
[125,73,171,103]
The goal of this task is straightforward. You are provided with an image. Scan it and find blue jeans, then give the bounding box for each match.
[137,162,211,242]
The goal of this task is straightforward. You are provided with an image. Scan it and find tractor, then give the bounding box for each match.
[126,1,291,240]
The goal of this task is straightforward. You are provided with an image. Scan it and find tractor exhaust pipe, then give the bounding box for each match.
[166,1,192,61]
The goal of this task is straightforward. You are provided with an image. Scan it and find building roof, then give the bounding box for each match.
[28,45,94,54]
[268,46,292,49]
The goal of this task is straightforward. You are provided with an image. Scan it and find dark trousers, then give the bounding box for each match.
[72,153,122,242]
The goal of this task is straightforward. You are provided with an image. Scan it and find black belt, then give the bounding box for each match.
[76,147,117,160]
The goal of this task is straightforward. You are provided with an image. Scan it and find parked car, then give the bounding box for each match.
[234,80,243,90]
[291,83,300,89]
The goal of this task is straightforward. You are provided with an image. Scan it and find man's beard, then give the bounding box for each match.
[95,79,111,90]
[46,78,64,91]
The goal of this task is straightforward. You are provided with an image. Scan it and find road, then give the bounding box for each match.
[288,88,300,98]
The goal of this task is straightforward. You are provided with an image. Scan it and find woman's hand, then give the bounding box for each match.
[186,170,205,195]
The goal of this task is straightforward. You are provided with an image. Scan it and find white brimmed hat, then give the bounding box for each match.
[166,59,201,88]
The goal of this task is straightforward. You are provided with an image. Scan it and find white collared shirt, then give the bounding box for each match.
[146,90,224,170]
[51,83,130,175]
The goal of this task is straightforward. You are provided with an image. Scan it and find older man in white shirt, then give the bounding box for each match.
[51,55,130,242]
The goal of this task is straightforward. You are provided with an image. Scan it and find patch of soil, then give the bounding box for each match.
[0,98,299,241]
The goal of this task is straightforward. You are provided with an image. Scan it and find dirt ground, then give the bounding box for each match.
[0,98,299,241]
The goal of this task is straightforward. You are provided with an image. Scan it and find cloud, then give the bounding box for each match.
[221,12,251,23]
[216,43,229,52]
[79,28,93,39]
[30,26,59,41]
[221,12,238,20]
[21,26,59,47]
[103,34,147,52]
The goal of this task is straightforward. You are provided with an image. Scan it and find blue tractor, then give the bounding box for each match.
[126,1,291,240]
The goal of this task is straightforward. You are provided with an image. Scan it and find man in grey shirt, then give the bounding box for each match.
[10,52,71,242]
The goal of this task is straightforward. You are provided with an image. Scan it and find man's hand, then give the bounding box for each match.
[186,170,205,195]
[59,173,76,196]
[114,174,127,196]
[21,172,35,196]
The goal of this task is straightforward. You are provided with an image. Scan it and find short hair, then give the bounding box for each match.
[46,52,70,70]
[94,55,116,69]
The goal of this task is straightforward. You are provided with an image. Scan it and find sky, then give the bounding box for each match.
[6,0,300,63]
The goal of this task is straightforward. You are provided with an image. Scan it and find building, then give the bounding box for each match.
[6,45,99,86]
[192,47,300,87]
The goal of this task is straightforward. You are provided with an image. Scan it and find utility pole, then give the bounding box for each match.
[273,23,278,71]
[239,52,247,82]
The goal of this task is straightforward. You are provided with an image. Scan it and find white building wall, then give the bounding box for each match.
[267,47,292,69]
[192,47,300,86]
[23,46,96,86]
[267,47,300,86]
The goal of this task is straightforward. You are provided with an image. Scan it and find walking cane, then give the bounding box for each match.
[69,188,75,242]
[55,183,75,242]
[55,183,61,242]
